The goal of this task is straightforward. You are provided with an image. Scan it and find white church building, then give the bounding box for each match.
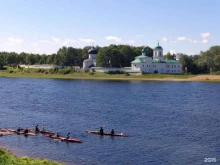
[83,46,98,69]
[130,43,182,74]
[83,43,182,74]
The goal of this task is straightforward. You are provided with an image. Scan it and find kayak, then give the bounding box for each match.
[0,128,10,132]
[45,134,82,143]
[36,130,55,134]
[7,129,36,136]
[85,130,128,137]
[27,128,55,135]
[0,129,14,136]
[31,129,55,135]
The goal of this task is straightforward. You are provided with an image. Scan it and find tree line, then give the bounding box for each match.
[0,45,220,74]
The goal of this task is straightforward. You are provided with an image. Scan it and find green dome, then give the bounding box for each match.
[154,42,163,50]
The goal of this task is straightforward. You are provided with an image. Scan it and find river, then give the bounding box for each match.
[0,78,219,165]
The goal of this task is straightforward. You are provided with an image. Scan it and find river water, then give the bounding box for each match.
[0,78,219,165]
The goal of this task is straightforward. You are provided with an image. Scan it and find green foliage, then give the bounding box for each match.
[0,148,64,165]
[49,68,59,74]
[0,44,220,74]
[96,46,124,67]
[164,52,176,60]
[107,70,124,74]
[58,68,71,74]
[89,71,94,75]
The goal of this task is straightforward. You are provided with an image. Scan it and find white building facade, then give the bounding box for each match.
[130,43,182,74]
[83,47,98,69]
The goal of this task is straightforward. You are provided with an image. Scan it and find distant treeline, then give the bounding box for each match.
[0,45,220,74]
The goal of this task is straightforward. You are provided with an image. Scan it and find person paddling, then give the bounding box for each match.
[24,128,28,134]
[66,132,70,140]
[17,127,22,133]
[99,127,104,135]
[111,129,114,135]
[56,133,60,138]
[35,125,39,132]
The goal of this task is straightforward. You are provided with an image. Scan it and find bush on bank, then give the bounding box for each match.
[0,148,65,165]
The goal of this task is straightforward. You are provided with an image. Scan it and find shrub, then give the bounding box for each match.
[124,72,129,76]
[89,72,94,75]
[107,70,124,74]
[23,68,30,73]
[213,71,220,75]
[49,68,59,74]
[58,68,70,74]
[35,68,42,73]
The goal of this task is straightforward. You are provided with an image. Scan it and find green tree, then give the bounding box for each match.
[96,46,123,67]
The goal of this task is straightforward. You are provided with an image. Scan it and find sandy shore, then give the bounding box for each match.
[143,75,220,82]
[186,75,220,81]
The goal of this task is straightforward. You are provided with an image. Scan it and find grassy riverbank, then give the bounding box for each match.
[0,67,220,82]
[0,148,65,165]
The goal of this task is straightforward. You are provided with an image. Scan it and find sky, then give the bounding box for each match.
[0,0,219,55]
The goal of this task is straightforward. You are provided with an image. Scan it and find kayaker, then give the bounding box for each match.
[56,133,60,138]
[24,128,28,134]
[17,127,22,132]
[35,125,39,132]
[66,132,70,139]
[111,129,114,135]
[99,127,104,135]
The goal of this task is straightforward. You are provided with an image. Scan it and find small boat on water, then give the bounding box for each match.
[86,130,128,137]
[28,128,55,135]
[45,134,82,143]
[7,129,36,136]
[0,129,14,136]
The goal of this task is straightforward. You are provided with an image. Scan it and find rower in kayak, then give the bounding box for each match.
[56,133,60,138]
[99,127,104,135]
[66,132,70,140]
[24,128,29,134]
[17,127,22,133]
[35,125,39,132]
[111,129,114,135]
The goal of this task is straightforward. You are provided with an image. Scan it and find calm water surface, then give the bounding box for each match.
[0,78,220,165]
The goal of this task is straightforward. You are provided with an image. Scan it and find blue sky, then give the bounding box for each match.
[0,0,219,55]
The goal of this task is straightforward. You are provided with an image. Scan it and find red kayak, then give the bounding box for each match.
[86,130,128,137]
[45,134,82,143]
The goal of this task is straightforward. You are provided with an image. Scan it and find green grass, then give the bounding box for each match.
[0,148,65,165]
[0,67,196,81]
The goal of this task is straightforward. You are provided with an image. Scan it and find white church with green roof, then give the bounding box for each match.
[130,43,182,74]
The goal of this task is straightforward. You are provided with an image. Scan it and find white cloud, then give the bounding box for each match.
[201,32,210,39]
[51,37,78,46]
[78,38,96,44]
[162,37,168,42]
[163,32,210,44]
[177,37,188,41]
[52,37,61,44]
[128,40,135,44]
[7,37,24,44]
[190,40,199,43]
[169,50,176,54]
[63,39,78,45]
[202,39,208,43]
[105,36,121,42]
